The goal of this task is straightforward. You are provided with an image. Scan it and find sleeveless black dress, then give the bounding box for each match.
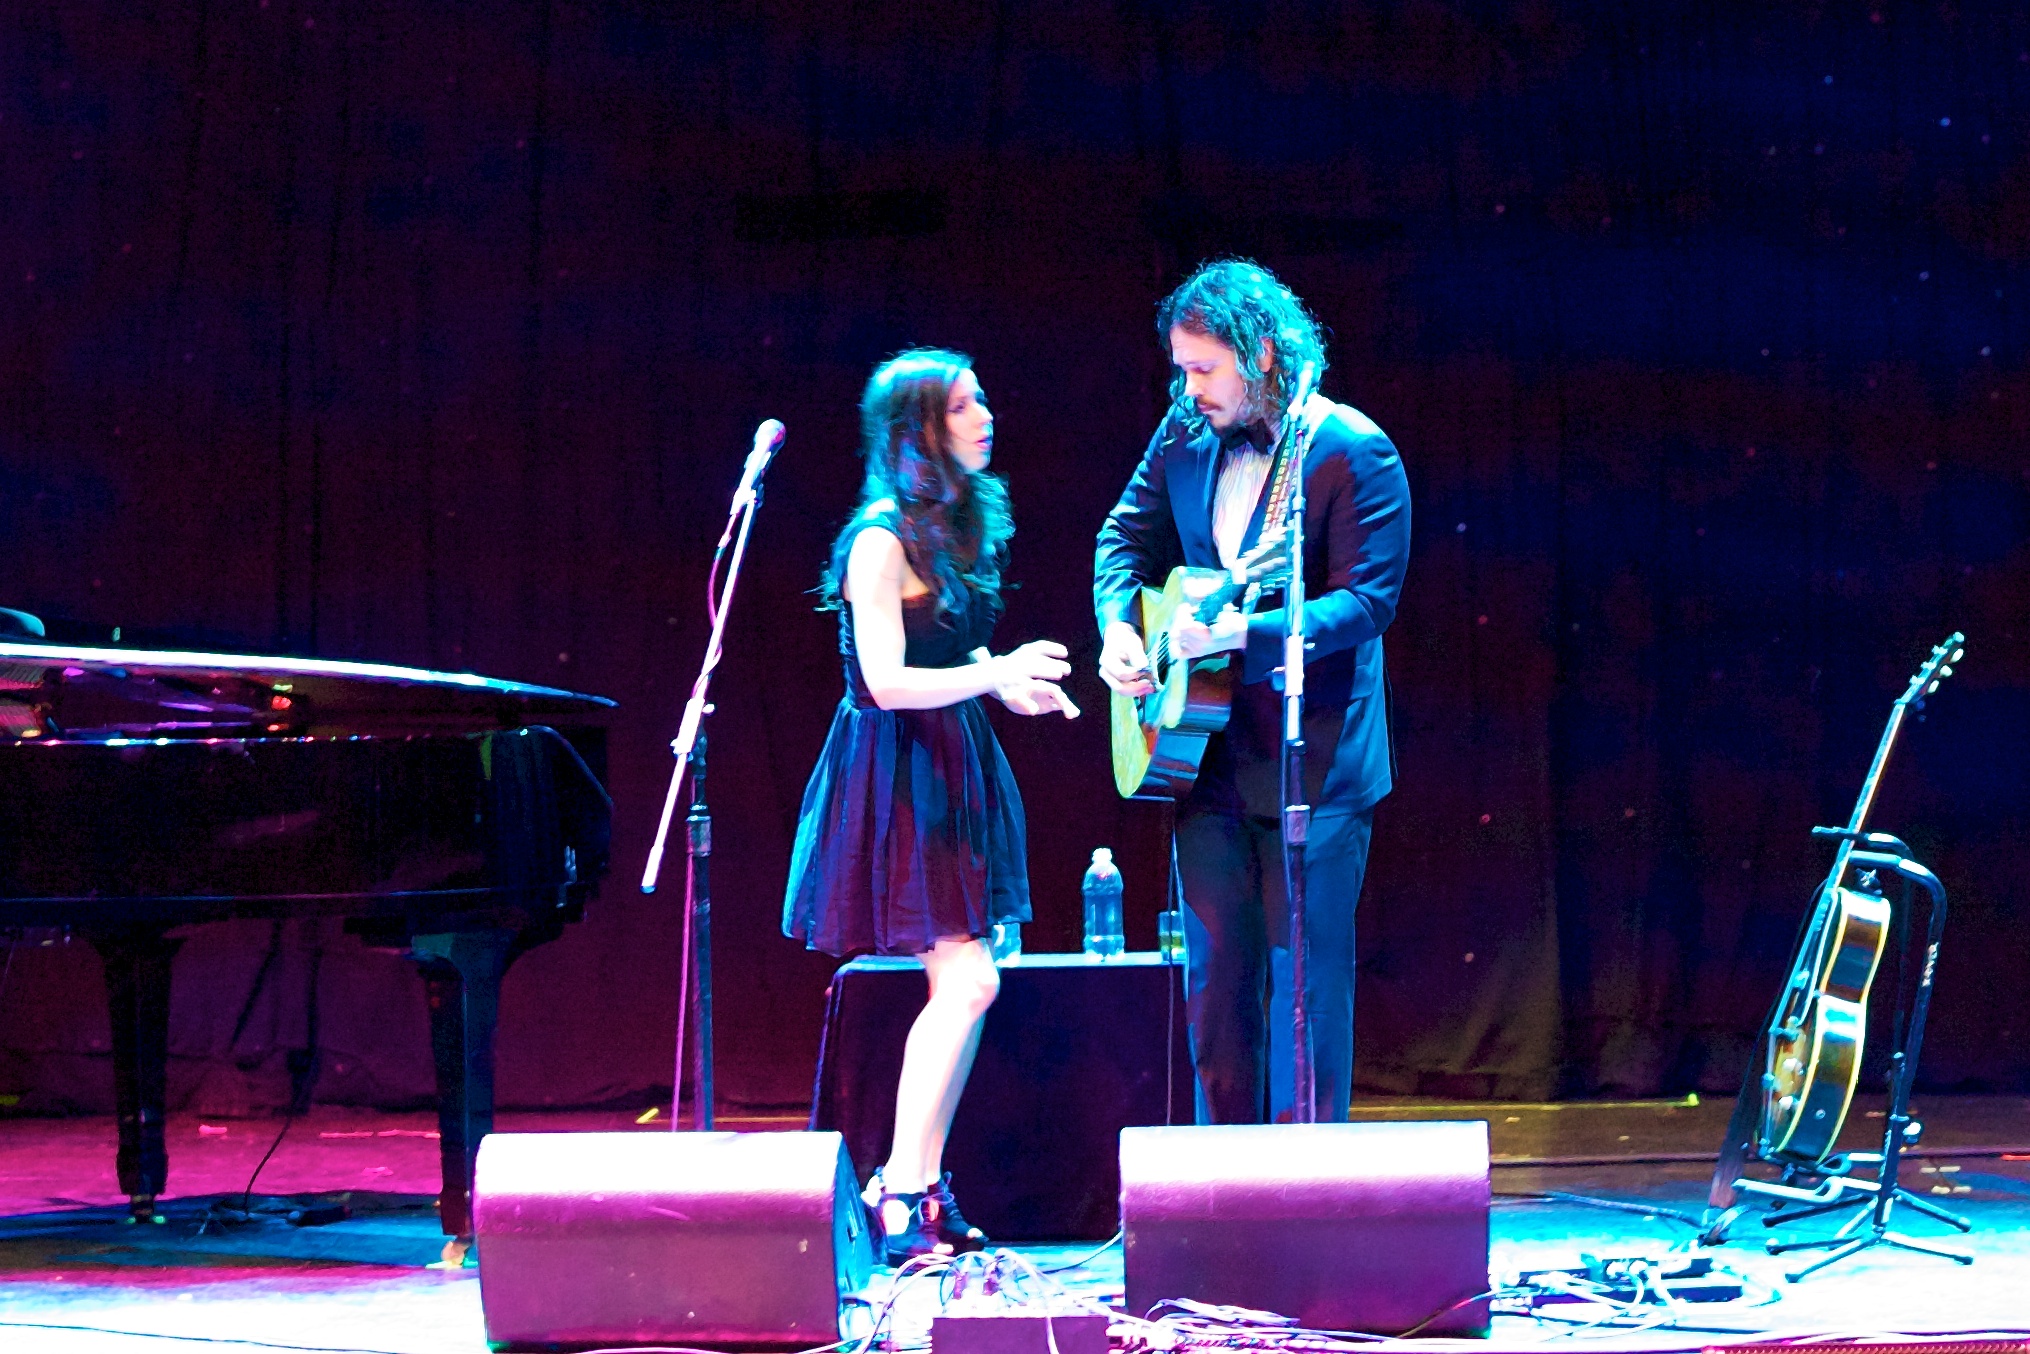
[782,520,1032,958]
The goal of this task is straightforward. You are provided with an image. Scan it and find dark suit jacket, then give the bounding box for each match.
[1094,400,1412,818]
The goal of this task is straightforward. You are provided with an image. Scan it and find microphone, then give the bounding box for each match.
[1290,361,1318,412]
[731,419,786,510]
[1274,362,1319,455]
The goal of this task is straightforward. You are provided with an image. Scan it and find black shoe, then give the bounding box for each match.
[924,1174,988,1254]
[862,1171,987,1264]
[862,1170,934,1265]
[868,1184,939,1265]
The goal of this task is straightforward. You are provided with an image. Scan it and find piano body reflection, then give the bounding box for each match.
[0,642,613,1239]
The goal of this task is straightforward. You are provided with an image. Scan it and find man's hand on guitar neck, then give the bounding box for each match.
[1100,621,1156,697]
[1171,606,1248,661]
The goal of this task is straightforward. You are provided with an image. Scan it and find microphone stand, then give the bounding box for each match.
[680,733,714,1132]
[1278,365,1318,1125]
[642,433,774,1132]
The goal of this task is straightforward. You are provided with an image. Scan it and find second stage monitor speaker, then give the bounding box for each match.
[1120,1120,1491,1337]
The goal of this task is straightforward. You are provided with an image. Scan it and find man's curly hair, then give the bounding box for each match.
[1158,259,1328,433]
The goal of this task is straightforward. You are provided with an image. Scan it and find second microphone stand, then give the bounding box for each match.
[1278,366,1319,1124]
[641,460,771,1132]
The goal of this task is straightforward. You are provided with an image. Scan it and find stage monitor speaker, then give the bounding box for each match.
[1120,1120,1490,1337]
[473,1130,875,1350]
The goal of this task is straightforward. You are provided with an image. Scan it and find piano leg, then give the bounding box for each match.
[411,930,513,1256]
[89,929,185,1224]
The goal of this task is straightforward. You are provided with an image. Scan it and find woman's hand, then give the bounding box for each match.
[996,678,1081,718]
[975,642,1081,719]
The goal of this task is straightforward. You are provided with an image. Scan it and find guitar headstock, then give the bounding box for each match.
[1899,631,1966,708]
[1233,525,1292,590]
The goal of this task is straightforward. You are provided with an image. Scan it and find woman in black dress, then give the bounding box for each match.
[784,349,1078,1264]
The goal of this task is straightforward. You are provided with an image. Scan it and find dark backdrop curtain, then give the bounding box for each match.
[1,1,2025,1115]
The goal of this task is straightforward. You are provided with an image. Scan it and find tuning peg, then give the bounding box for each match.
[1952,648,1965,663]
[1940,665,1952,677]
[1928,681,1940,694]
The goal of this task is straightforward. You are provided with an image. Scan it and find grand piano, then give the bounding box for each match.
[0,637,613,1244]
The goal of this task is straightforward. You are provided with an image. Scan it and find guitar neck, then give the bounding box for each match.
[1791,653,1949,1012]
[1190,575,1251,626]
[1818,693,1917,897]
[1145,572,1254,672]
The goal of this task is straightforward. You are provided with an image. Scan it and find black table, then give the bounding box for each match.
[809,952,1192,1241]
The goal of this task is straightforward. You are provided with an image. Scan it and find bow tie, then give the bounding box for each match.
[1217,422,1270,454]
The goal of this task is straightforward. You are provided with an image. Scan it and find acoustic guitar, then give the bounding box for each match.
[1110,531,1289,800]
[1756,632,1965,1166]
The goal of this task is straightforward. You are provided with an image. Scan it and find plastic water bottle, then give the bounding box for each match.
[1082,848,1125,959]
[990,920,1022,965]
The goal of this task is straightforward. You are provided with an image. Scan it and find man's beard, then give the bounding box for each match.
[1231,385,1269,431]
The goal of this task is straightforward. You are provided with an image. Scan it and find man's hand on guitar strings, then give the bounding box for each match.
[1171,605,1248,660]
[1099,621,1156,697]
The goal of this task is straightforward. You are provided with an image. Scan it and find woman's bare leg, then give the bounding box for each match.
[880,936,999,1191]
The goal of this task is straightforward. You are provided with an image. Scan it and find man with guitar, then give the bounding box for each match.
[1095,260,1411,1124]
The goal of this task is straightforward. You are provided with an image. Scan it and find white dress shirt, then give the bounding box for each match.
[1211,443,1273,571]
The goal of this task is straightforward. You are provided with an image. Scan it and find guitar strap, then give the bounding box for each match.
[1260,417,1302,537]
[1704,1006,1775,1228]
[1240,412,1305,608]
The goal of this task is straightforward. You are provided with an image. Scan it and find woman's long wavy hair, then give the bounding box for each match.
[821,348,1012,619]
[1158,259,1328,435]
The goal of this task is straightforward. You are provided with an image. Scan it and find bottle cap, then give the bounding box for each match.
[1092,847,1113,864]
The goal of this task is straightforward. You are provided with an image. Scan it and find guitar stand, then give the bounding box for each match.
[1734,847,1974,1280]
[1739,1149,1972,1281]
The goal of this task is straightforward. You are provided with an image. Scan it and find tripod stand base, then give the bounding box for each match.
[1769,1223,1973,1282]
[1725,1172,1974,1280]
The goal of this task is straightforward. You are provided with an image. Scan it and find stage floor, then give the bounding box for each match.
[1,1099,2027,1352]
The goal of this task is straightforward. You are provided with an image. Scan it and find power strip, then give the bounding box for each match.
[1515,1253,1745,1306]
[931,1305,1111,1354]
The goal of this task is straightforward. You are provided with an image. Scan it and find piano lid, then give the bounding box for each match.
[0,641,614,740]
[0,642,613,702]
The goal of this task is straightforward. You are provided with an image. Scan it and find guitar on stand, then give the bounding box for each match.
[1703,632,1971,1279]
